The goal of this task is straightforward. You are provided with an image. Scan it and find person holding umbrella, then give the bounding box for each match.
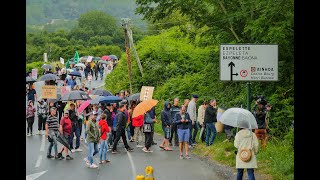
[45,107,60,159]
[57,110,74,160]
[84,111,100,168]
[142,109,157,153]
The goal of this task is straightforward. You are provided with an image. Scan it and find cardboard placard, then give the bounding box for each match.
[140,86,154,101]
[41,85,57,99]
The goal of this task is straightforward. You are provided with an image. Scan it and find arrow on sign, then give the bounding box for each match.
[26,170,47,180]
[228,61,238,81]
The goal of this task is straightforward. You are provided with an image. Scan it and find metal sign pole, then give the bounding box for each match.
[247,82,251,111]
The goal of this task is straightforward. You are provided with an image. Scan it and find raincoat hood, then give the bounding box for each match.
[164,101,171,111]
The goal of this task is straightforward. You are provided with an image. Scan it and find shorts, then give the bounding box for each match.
[64,134,71,144]
[162,126,171,139]
[255,129,266,140]
[177,129,189,142]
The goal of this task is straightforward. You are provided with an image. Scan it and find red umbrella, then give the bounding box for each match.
[101,56,110,61]
[77,100,90,113]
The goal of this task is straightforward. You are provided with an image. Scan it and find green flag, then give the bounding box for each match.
[65,60,70,69]
[74,51,79,64]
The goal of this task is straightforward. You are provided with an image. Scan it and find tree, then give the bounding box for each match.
[88,36,114,46]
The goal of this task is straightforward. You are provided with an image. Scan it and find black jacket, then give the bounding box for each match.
[204,105,217,123]
[104,108,113,127]
[161,101,172,127]
[116,111,126,130]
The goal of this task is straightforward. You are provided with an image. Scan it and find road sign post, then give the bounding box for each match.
[220,44,278,109]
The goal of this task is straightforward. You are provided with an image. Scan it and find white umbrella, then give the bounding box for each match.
[75,63,86,68]
[219,108,258,129]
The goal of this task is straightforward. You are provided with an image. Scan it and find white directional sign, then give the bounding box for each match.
[220,44,278,81]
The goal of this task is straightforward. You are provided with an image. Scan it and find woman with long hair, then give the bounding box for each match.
[26,100,36,136]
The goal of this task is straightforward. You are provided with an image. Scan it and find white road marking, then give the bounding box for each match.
[26,170,47,180]
[40,134,45,152]
[35,155,42,168]
[127,151,137,180]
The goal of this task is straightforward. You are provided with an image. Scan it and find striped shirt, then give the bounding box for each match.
[46,115,59,130]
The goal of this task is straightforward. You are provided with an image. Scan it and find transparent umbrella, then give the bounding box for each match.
[219,108,258,129]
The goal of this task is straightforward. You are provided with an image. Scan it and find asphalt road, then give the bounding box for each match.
[26,74,228,180]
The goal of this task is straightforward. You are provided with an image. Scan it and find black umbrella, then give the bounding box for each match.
[26,77,37,84]
[109,55,118,60]
[39,74,60,81]
[92,57,102,61]
[47,94,61,103]
[59,90,91,101]
[127,93,140,102]
[56,134,72,151]
[68,71,82,77]
[41,64,53,69]
[91,89,113,96]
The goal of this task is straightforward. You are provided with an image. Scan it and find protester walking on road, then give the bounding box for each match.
[142,109,157,153]
[84,111,100,168]
[159,101,173,151]
[204,99,218,146]
[69,103,83,152]
[175,105,191,159]
[112,104,134,153]
[98,114,111,164]
[46,107,60,159]
[170,98,181,146]
[234,127,259,180]
[187,94,199,146]
[26,100,36,136]
[58,110,73,160]
[37,99,48,135]
[27,84,37,105]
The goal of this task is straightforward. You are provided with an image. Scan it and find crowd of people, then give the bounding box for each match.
[26,63,273,179]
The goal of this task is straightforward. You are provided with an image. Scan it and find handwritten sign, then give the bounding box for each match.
[140,86,154,101]
[41,86,57,99]
[87,56,93,62]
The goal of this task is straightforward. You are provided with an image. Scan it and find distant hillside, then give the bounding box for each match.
[26,0,146,32]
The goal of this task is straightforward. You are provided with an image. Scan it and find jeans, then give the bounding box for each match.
[83,124,87,139]
[144,132,152,149]
[88,142,99,165]
[205,122,217,146]
[169,123,179,145]
[134,126,144,145]
[191,122,199,143]
[237,168,255,180]
[38,115,46,131]
[99,140,109,161]
[47,130,59,156]
[126,126,131,140]
[112,128,130,151]
[70,125,81,149]
[27,117,35,134]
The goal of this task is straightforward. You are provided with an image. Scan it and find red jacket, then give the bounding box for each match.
[99,120,110,140]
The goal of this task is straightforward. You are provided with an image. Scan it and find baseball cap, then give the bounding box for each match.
[192,94,199,98]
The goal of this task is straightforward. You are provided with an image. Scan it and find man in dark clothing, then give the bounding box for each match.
[94,63,100,80]
[204,99,217,146]
[68,103,82,152]
[105,103,114,146]
[112,104,134,153]
[160,101,172,151]
[252,99,267,149]
[170,98,181,146]
[27,84,37,104]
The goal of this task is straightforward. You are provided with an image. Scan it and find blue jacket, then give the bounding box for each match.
[175,112,191,129]
[161,101,172,127]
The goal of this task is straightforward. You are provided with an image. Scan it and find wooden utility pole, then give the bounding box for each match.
[122,18,133,94]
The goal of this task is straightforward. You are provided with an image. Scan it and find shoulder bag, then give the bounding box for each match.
[239,132,253,162]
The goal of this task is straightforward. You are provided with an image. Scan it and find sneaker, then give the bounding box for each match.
[71,149,76,153]
[36,131,41,135]
[126,147,134,152]
[31,133,34,136]
[105,159,111,163]
[99,161,104,164]
[142,147,148,153]
[66,155,73,160]
[27,133,31,137]
[59,155,65,160]
[185,155,191,159]
[47,155,54,159]
[83,157,89,164]
[75,148,83,152]
[136,144,143,148]
[180,155,184,159]
[111,150,118,154]
[89,163,99,169]
[147,149,153,153]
